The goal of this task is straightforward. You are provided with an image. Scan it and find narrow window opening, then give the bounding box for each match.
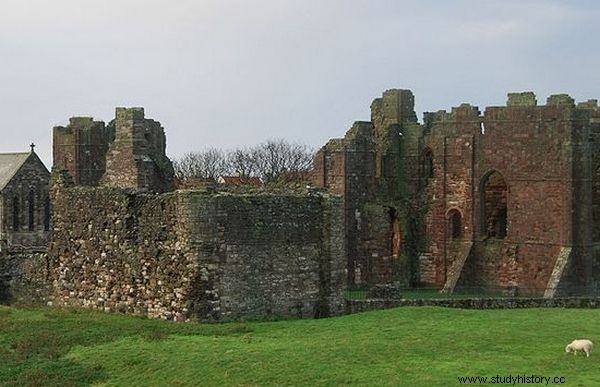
[482,171,508,239]
[448,209,463,239]
[44,196,50,231]
[12,196,19,231]
[423,149,434,178]
[28,190,35,231]
[389,208,402,257]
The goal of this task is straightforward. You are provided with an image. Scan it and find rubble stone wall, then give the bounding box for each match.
[45,186,345,321]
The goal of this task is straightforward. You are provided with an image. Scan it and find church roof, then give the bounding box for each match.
[0,152,32,190]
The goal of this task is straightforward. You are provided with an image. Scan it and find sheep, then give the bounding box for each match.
[565,339,593,357]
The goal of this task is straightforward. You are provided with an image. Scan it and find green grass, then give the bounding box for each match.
[0,306,598,386]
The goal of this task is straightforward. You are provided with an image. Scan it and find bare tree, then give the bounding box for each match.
[173,148,228,181]
[254,139,314,183]
[226,147,258,178]
[173,139,314,184]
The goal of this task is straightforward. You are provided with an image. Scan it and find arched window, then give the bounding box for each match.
[481,171,508,239]
[447,209,463,239]
[28,190,35,231]
[12,196,19,231]
[423,148,434,178]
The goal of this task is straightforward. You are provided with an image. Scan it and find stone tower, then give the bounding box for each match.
[100,107,174,193]
[312,88,600,297]
[52,117,112,186]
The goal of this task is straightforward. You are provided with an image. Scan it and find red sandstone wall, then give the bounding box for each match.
[421,102,580,292]
[313,89,598,294]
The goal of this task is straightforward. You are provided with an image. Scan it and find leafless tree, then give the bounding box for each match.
[173,148,228,181]
[226,147,259,178]
[173,139,314,184]
[253,139,314,183]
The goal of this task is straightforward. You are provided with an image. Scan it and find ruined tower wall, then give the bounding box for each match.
[341,123,377,284]
[568,103,596,293]
[420,105,480,286]
[52,117,111,186]
[371,89,418,200]
[100,108,174,193]
[46,186,345,321]
[311,139,346,196]
[474,102,575,292]
[478,104,573,245]
[417,95,591,293]
[311,124,377,284]
[582,103,600,292]
[312,88,600,295]
[185,193,346,320]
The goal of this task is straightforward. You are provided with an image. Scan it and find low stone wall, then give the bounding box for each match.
[47,186,345,321]
[48,187,194,319]
[184,192,346,320]
[0,252,50,304]
[346,297,600,314]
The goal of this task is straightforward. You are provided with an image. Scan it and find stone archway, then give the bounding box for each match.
[481,170,508,239]
[447,209,463,239]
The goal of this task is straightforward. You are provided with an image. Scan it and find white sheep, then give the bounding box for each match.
[565,339,593,357]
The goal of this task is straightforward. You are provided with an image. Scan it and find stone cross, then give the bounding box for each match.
[30,142,35,152]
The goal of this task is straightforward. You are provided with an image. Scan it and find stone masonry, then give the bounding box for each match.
[53,117,112,186]
[101,108,174,193]
[312,89,600,297]
[3,107,346,322]
[47,181,345,321]
[54,108,175,193]
[5,89,599,317]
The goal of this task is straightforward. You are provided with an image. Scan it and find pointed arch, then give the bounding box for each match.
[480,170,508,238]
[446,208,463,239]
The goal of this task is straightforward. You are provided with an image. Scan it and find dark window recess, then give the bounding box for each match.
[44,196,50,231]
[13,196,19,230]
[28,190,35,231]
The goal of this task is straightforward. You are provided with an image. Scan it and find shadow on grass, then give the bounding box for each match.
[3,360,108,387]
[0,306,253,386]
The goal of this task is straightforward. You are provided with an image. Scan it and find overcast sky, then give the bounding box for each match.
[1,0,599,166]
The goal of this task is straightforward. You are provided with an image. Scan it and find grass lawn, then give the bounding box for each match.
[0,306,598,386]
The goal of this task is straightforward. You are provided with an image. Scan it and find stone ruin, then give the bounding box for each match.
[3,88,600,321]
[2,107,346,321]
[311,89,600,297]
[53,107,174,193]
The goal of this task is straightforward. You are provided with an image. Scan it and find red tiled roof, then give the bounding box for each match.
[218,176,262,186]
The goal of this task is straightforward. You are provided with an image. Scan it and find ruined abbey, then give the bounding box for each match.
[1,107,345,321]
[1,88,599,321]
[312,89,600,297]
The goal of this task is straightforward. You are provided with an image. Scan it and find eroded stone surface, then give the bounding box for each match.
[44,186,345,321]
[312,89,600,296]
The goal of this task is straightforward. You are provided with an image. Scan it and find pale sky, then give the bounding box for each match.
[1,0,599,167]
